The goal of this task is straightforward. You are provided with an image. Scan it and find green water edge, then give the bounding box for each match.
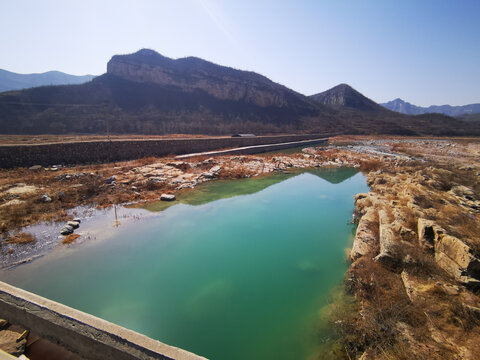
[131,166,362,359]
[1,167,367,360]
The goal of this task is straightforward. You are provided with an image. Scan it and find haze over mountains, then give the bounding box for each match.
[0,49,478,136]
[0,69,95,92]
[381,98,480,117]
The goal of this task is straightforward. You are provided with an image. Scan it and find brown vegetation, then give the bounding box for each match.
[6,232,35,245]
[62,234,80,244]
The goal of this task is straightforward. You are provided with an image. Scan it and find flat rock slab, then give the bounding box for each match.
[5,185,39,195]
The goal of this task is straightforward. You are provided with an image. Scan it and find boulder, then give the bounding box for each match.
[41,194,52,203]
[67,221,80,229]
[60,225,74,235]
[435,234,480,286]
[160,194,176,201]
[57,191,66,201]
[29,165,42,171]
[104,176,117,184]
[209,165,221,175]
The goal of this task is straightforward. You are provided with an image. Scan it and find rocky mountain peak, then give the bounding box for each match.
[309,83,383,112]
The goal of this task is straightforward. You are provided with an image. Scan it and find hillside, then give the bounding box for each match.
[309,83,385,112]
[0,49,478,136]
[0,69,95,93]
[382,98,480,116]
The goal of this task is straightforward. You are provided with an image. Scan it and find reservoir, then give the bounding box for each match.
[0,168,368,359]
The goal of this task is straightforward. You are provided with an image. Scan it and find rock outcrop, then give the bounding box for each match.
[374,209,399,267]
[418,219,480,286]
[350,193,379,260]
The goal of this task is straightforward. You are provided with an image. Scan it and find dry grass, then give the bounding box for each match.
[360,158,384,172]
[6,232,35,244]
[62,234,80,244]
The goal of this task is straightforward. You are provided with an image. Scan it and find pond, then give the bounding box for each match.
[0,167,368,360]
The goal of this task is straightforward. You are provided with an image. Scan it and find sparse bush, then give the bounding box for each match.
[6,232,35,244]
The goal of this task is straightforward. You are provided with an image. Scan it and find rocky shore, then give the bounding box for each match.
[337,137,480,359]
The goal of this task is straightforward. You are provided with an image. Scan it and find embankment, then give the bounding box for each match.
[0,134,331,168]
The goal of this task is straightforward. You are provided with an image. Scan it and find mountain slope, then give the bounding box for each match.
[309,84,385,112]
[0,69,95,92]
[382,98,480,116]
[0,49,333,134]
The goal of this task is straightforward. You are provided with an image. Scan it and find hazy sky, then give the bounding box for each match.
[1,0,479,106]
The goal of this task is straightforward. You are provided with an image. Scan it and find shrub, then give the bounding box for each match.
[6,232,35,244]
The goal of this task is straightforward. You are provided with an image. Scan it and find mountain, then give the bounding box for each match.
[381,98,480,117]
[0,69,95,92]
[0,49,478,136]
[107,49,311,109]
[309,83,385,112]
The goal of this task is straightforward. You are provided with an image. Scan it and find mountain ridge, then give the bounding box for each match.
[0,69,95,93]
[0,49,477,136]
[381,98,480,116]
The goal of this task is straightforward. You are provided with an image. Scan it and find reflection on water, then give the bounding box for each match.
[144,167,359,212]
[0,167,368,360]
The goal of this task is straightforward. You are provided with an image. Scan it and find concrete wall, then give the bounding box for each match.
[0,134,332,168]
[176,138,328,158]
[0,281,207,360]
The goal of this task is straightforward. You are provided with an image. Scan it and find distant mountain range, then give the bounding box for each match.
[0,49,478,136]
[0,69,95,92]
[381,98,480,117]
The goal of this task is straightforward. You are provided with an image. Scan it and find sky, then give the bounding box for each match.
[0,0,479,106]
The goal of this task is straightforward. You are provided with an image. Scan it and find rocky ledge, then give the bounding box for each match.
[345,160,480,359]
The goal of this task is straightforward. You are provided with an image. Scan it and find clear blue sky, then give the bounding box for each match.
[1,0,479,106]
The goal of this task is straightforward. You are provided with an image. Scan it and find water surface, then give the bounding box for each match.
[0,168,367,360]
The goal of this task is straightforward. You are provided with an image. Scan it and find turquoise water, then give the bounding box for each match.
[0,168,367,360]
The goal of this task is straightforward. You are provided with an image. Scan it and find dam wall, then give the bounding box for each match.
[0,134,332,168]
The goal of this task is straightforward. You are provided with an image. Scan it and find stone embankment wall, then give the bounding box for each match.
[0,281,207,360]
[0,134,330,168]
